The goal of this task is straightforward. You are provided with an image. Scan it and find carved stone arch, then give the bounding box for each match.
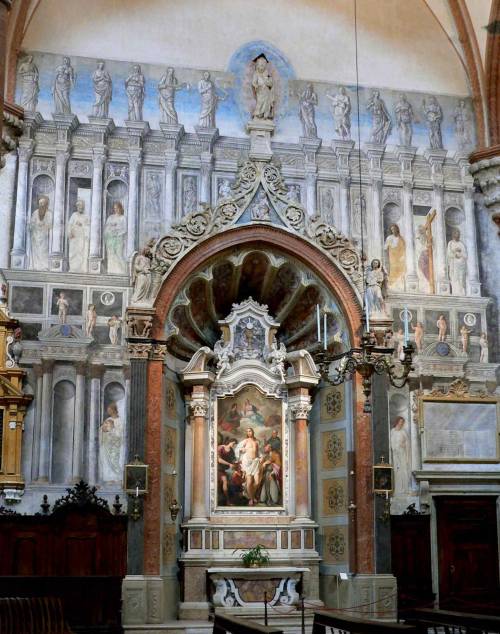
[150,224,363,342]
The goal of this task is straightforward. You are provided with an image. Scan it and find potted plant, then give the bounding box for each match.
[235,544,271,568]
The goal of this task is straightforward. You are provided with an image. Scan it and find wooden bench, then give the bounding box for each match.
[312,610,418,634]
[213,613,284,634]
[404,608,500,633]
[0,596,74,634]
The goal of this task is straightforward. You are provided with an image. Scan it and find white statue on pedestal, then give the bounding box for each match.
[252,56,275,120]
[92,60,112,118]
[29,195,52,271]
[104,202,127,274]
[447,228,467,296]
[53,57,75,115]
[68,199,90,273]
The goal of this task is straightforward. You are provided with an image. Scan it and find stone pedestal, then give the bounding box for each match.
[320,573,397,620]
[246,119,275,161]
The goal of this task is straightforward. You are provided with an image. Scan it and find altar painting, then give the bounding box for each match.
[216,385,284,508]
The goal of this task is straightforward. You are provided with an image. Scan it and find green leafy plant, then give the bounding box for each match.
[235,544,271,567]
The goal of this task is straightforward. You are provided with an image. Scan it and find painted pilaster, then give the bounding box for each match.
[189,388,209,521]
[49,147,70,271]
[195,127,218,206]
[37,359,54,482]
[0,151,17,267]
[10,141,33,268]
[88,148,106,273]
[365,144,385,261]
[332,139,355,235]
[290,396,312,519]
[160,124,184,227]
[127,151,142,258]
[425,149,449,294]
[463,186,481,296]
[87,364,104,485]
[301,137,321,217]
[30,363,43,481]
[396,146,418,292]
[72,362,86,482]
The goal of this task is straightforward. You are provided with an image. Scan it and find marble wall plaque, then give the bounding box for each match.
[11,286,44,314]
[224,531,277,550]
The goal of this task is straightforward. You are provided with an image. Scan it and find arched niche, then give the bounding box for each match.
[382,202,402,240]
[445,206,465,243]
[51,380,75,484]
[30,174,55,215]
[99,381,126,484]
[105,178,128,220]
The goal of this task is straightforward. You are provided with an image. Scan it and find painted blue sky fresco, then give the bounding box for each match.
[17,42,474,152]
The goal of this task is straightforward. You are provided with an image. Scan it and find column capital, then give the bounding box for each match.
[165,150,179,173]
[32,364,44,379]
[151,342,167,361]
[17,140,34,163]
[432,182,444,196]
[41,359,55,373]
[128,342,152,359]
[290,400,312,421]
[128,150,143,170]
[55,147,71,167]
[464,185,475,201]
[189,399,209,418]
[91,147,107,169]
[340,174,351,189]
[75,361,87,376]
[402,179,413,194]
[89,364,105,379]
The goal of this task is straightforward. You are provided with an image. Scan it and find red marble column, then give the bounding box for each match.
[143,350,164,575]
[353,372,374,573]
[189,385,209,521]
[290,389,312,519]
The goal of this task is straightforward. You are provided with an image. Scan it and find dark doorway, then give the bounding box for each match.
[391,514,434,612]
[436,496,500,614]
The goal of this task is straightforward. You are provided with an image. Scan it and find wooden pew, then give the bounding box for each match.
[312,610,418,634]
[405,608,500,633]
[213,613,284,634]
[0,597,74,634]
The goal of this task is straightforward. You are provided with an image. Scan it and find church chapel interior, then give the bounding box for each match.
[1,0,500,632]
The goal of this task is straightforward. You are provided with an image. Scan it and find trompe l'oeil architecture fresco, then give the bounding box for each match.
[0,7,499,628]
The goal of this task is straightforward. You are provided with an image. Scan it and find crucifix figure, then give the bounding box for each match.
[418,209,436,294]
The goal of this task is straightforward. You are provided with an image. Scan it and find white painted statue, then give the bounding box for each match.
[217,179,233,202]
[68,199,90,273]
[131,248,152,303]
[365,259,387,318]
[269,339,287,382]
[423,96,443,149]
[326,86,351,140]
[158,67,187,125]
[479,332,489,363]
[352,193,366,237]
[56,292,69,324]
[460,325,471,354]
[99,402,124,482]
[29,195,52,271]
[454,100,472,151]
[125,64,145,121]
[108,315,122,345]
[104,201,127,274]
[447,228,467,296]
[367,90,391,144]
[437,315,447,342]
[298,83,317,137]
[198,71,219,128]
[183,177,197,215]
[85,304,97,337]
[18,55,39,112]
[252,56,275,120]
[394,93,413,147]
[384,223,406,291]
[92,60,112,118]
[390,416,411,495]
[214,337,233,379]
[52,56,75,115]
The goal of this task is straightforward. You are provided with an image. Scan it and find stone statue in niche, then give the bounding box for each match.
[52,56,76,115]
[85,304,96,337]
[198,71,224,128]
[390,416,411,495]
[29,195,52,270]
[422,96,443,149]
[68,199,90,273]
[99,402,124,482]
[182,177,197,215]
[268,339,287,382]
[125,64,145,121]
[214,337,234,379]
[460,325,471,354]
[454,100,472,151]
[56,291,69,324]
[287,184,301,203]
[384,223,406,290]
[321,188,335,225]
[394,329,405,360]
[217,179,233,202]
[18,55,39,111]
[104,201,127,275]
[352,193,366,237]
[298,83,318,137]
[446,228,467,295]
[326,86,351,140]
[394,93,413,146]
[131,248,152,303]
[251,55,275,120]
[411,322,424,353]
[158,67,188,125]
[91,60,112,118]
[437,315,447,341]
[365,259,388,318]
[479,332,488,363]
[250,191,271,221]
[108,315,122,345]
[146,173,162,218]
[367,90,391,145]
